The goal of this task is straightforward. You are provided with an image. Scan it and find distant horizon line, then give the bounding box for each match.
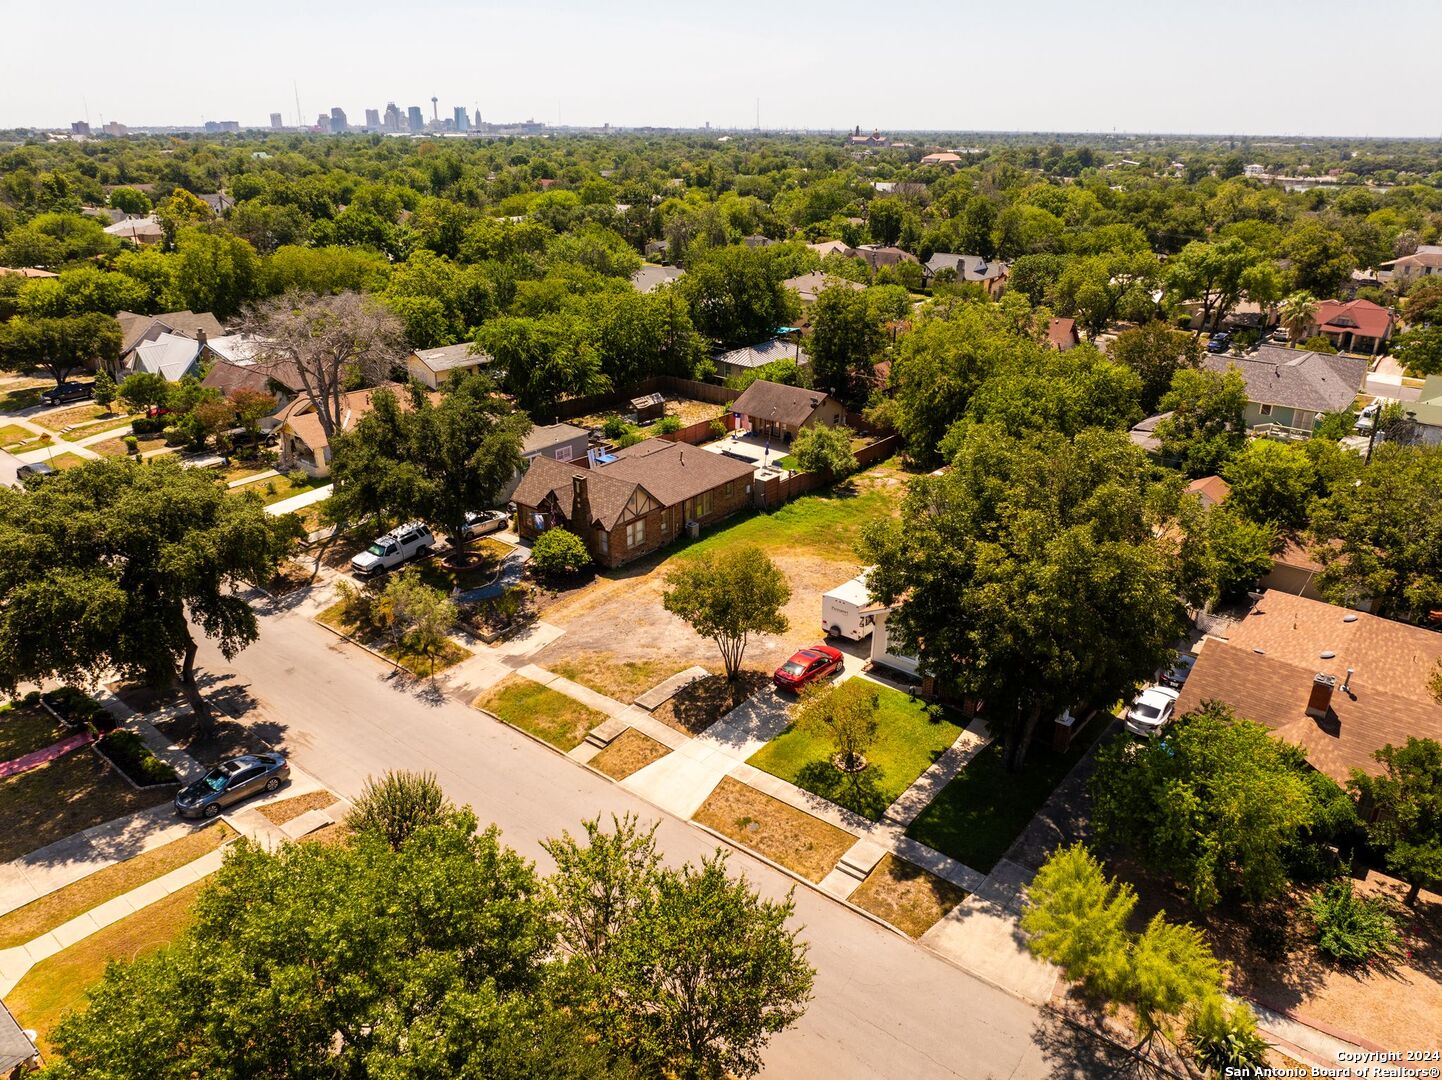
[7,122,1442,143]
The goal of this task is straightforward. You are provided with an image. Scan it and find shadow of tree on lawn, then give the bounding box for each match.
[795,760,890,821]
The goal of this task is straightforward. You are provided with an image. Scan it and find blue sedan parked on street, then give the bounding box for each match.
[175,753,290,819]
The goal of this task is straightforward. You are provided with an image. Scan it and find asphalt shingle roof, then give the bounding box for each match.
[731,380,836,428]
[1201,346,1366,414]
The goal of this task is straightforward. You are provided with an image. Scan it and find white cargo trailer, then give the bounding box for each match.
[822,570,878,640]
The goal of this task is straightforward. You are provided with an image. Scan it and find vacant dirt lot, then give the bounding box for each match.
[532,461,908,676]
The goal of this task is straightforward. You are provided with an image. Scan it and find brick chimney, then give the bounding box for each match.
[1306,672,1337,720]
[195,327,207,346]
[570,473,592,526]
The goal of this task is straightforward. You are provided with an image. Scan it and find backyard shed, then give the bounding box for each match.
[630,392,666,423]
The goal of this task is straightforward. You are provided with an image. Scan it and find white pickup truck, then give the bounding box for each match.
[350,522,436,576]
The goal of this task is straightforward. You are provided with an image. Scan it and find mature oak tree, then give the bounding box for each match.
[864,426,1211,770]
[0,457,298,724]
[0,311,120,387]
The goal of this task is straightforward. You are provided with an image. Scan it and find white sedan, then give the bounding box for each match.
[1124,685,1180,737]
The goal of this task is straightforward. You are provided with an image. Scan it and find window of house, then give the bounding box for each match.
[724,481,733,499]
[555,445,573,462]
[626,519,646,548]
[598,531,609,555]
[1259,403,1274,417]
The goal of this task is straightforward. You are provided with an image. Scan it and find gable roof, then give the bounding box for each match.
[1185,475,1230,507]
[731,379,836,428]
[807,240,856,259]
[854,244,919,270]
[924,252,1007,282]
[104,215,164,241]
[1176,591,1442,781]
[410,342,491,374]
[1046,316,1079,350]
[1314,298,1392,339]
[714,338,808,371]
[522,422,587,455]
[1201,347,1366,414]
[277,384,425,454]
[117,310,224,355]
[0,1000,38,1074]
[130,332,203,380]
[511,454,644,530]
[601,438,753,508]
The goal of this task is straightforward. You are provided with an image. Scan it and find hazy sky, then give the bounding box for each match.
[8,0,1442,136]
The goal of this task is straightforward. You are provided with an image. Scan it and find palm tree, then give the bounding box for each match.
[1279,291,1319,345]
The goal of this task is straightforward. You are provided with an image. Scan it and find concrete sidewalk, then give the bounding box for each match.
[265,483,332,517]
[622,688,792,818]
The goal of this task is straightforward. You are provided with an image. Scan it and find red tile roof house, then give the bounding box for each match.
[511,439,755,568]
[1176,590,1442,784]
[1309,298,1394,356]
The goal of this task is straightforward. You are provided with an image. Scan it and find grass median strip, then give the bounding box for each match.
[257,790,338,826]
[475,675,606,751]
[0,822,234,951]
[848,853,968,938]
[693,776,856,883]
[589,728,670,780]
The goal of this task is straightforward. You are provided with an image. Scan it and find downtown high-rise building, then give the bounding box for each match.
[364,108,381,130]
[270,112,284,129]
[329,107,348,134]
[406,105,424,132]
[383,102,402,132]
[453,106,469,132]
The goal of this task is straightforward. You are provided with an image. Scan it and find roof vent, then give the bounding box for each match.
[1320,650,1336,659]
[1252,648,1265,654]
[1343,614,1359,623]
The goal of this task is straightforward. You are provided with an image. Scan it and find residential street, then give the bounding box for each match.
[193,600,1104,1079]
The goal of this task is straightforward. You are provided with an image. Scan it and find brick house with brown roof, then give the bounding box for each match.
[511,439,754,567]
[730,380,847,442]
[1176,590,1442,782]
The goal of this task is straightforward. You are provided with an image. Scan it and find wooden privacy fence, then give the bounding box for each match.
[546,376,738,422]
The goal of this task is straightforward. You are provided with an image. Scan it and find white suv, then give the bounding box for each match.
[350,522,436,576]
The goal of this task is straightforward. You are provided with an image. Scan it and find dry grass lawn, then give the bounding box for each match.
[8,878,206,1057]
[0,700,66,761]
[475,675,606,751]
[0,752,174,863]
[548,653,691,704]
[90,431,168,457]
[0,423,34,447]
[0,823,234,951]
[848,853,968,938]
[257,789,338,826]
[45,451,90,470]
[589,728,671,780]
[693,777,856,882]
[32,404,129,432]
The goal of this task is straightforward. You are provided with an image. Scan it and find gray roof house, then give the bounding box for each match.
[923,253,1009,295]
[0,999,39,1075]
[499,421,591,502]
[405,343,493,389]
[713,338,809,382]
[1202,346,1367,437]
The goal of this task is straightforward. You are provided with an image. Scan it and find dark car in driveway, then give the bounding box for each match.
[39,381,93,406]
[773,644,844,692]
[1205,331,1232,354]
[175,753,290,819]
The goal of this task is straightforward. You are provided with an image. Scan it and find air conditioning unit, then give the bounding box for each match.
[685,520,700,540]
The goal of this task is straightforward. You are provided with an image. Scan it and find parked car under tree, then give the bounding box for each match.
[175,753,290,819]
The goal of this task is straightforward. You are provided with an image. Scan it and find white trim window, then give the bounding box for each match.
[626,519,646,548]
[1258,403,1274,417]
[554,445,574,462]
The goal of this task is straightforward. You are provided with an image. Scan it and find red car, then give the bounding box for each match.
[773,644,844,692]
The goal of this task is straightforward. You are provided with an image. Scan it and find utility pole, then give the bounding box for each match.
[293,81,303,130]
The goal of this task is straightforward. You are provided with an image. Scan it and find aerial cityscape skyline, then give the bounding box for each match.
[7,0,1442,136]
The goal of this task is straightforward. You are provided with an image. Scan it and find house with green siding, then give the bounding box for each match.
[1202,346,1367,438]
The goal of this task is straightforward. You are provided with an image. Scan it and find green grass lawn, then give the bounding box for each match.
[0,385,44,412]
[675,470,900,566]
[475,675,606,751]
[748,683,964,821]
[46,452,90,470]
[0,423,35,447]
[905,717,1109,874]
[247,473,330,506]
[8,434,54,455]
[0,701,67,762]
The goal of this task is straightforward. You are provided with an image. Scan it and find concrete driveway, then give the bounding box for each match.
[189,599,1108,1079]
